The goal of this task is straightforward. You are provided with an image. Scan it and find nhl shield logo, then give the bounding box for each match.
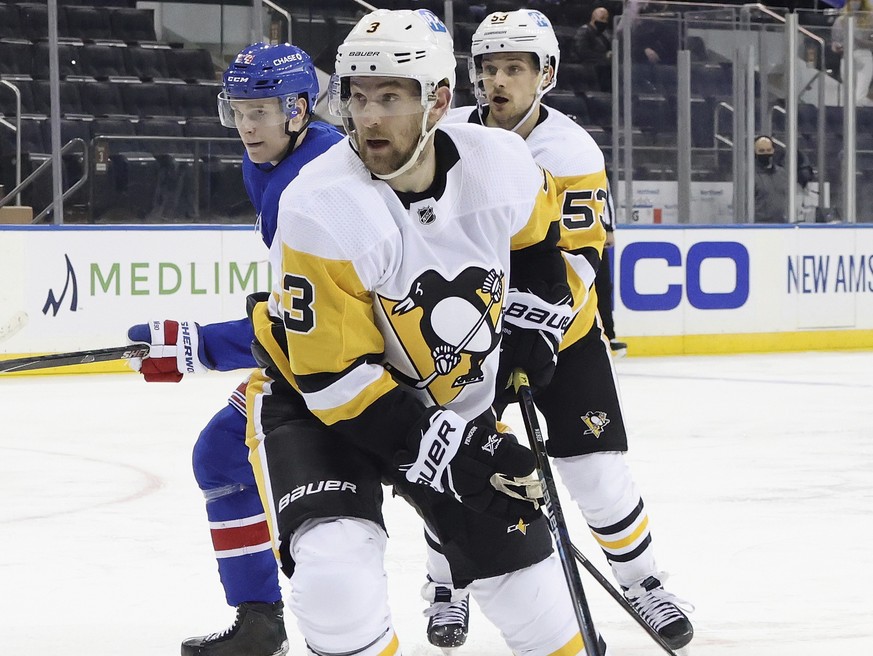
[418,205,436,225]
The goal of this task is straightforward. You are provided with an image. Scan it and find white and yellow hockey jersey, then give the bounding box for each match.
[250,122,570,449]
[444,105,608,350]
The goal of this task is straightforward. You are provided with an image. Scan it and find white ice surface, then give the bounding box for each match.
[2,351,872,655]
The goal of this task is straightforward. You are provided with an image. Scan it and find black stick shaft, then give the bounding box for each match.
[513,370,602,656]
[0,343,150,373]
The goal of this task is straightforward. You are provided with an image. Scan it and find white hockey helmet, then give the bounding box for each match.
[329,8,456,180]
[330,8,456,118]
[470,9,560,96]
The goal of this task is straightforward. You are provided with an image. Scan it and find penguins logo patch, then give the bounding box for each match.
[417,205,436,225]
[380,266,504,404]
[581,411,610,438]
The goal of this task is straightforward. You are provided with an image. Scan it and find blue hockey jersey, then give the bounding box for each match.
[198,121,344,371]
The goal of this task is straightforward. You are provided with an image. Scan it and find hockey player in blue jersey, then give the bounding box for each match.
[126,43,343,656]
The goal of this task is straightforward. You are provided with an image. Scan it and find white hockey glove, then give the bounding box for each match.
[126,320,209,382]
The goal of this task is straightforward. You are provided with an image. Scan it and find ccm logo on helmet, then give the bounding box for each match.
[226,75,248,83]
[277,480,358,513]
[273,53,303,66]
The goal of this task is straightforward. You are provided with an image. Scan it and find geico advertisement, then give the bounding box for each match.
[612,225,873,336]
[0,227,269,354]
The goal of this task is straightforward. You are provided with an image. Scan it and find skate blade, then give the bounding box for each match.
[440,650,459,656]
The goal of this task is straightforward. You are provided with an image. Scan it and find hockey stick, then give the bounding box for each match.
[0,343,150,374]
[0,311,28,343]
[571,545,680,655]
[513,369,603,656]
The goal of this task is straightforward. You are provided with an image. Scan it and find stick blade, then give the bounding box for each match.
[0,343,150,374]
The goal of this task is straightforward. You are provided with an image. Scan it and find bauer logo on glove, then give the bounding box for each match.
[401,408,543,521]
[503,292,572,334]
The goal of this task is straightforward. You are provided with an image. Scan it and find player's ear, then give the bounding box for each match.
[429,84,452,123]
[543,64,555,90]
[289,97,309,130]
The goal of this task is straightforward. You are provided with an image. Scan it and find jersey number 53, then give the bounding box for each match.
[561,188,607,230]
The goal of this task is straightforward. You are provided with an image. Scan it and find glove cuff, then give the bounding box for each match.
[174,320,209,375]
[405,408,466,493]
[503,290,572,339]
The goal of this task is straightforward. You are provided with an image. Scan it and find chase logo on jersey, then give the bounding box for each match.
[581,411,610,438]
[379,266,504,405]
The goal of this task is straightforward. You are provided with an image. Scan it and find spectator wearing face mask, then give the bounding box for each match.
[754,135,790,223]
[832,0,873,106]
[573,6,612,91]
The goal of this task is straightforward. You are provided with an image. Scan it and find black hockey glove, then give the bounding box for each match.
[400,408,543,521]
[495,289,572,400]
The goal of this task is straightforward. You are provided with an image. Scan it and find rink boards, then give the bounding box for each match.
[611,224,873,354]
[0,223,871,372]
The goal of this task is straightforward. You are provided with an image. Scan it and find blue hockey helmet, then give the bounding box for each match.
[218,42,319,128]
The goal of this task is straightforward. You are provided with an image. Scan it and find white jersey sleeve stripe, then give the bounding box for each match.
[301,362,387,412]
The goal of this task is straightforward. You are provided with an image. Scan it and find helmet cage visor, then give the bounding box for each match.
[328,74,435,119]
[217,91,303,129]
[468,51,550,104]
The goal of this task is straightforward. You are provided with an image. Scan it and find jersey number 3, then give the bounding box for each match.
[283,273,315,333]
[562,188,607,230]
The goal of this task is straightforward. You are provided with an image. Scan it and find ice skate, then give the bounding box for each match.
[423,578,469,654]
[624,575,694,650]
[181,601,289,656]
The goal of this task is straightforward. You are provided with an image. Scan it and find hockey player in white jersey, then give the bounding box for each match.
[423,9,694,652]
[245,8,610,656]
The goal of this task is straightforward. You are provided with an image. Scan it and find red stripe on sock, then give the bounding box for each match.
[210,521,270,551]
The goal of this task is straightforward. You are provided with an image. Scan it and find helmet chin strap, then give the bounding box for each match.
[477,70,549,135]
[373,107,439,181]
[346,100,442,182]
[282,112,313,158]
